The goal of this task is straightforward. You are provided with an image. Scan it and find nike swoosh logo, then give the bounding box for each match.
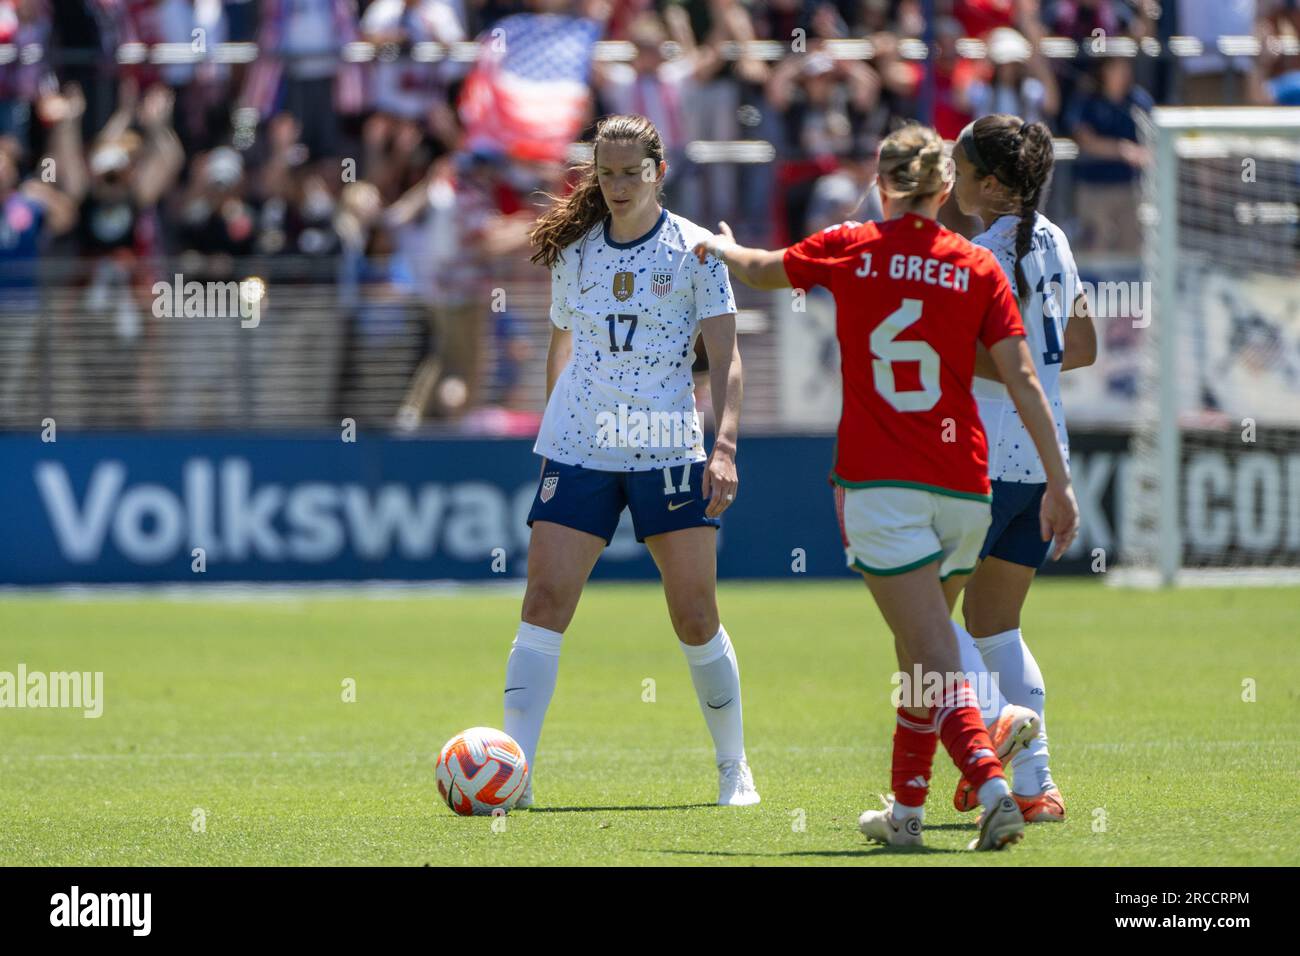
[580,283,597,294]
[707,698,734,710]
[666,500,691,511]
[504,687,527,693]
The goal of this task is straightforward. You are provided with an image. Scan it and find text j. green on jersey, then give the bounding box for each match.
[534,209,737,471]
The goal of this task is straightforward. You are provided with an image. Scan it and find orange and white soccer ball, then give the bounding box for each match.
[435,727,529,816]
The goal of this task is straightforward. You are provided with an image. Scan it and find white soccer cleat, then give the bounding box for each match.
[992,704,1042,763]
[857,793,923,847]
[953,703,1042,812]
[717,759,760,806]
[967,794,1025,851]
[514,779,533,810]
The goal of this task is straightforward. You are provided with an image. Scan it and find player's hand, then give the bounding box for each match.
[137,84,174,131]
[1118,140,1151,169]
[1039,481,1079,560]
[37,83,85,125]
[701,447,738,518]
[692,221,737,265]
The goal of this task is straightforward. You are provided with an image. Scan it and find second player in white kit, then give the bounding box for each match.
[502,114,759,810]
[949,114,1098,823]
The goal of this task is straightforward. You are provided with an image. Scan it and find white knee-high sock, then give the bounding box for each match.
[952,620,1008,727]
[975,627,1054,796]
[503,621,563,777]
[680,625,745,764]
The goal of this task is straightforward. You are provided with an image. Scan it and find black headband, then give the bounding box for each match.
[957,121,1015,187]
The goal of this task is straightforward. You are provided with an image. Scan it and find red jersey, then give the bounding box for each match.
[783,213,1024,499]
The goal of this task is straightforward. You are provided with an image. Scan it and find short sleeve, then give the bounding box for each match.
[549,249,573,331]
[1263,76,1300,105]
[693,246,737,320]
[782,221,859,292]
[979,258,1025,348]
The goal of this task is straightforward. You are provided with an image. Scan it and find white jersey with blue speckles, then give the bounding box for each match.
[534,208,737,471]
[972,212,1078,484]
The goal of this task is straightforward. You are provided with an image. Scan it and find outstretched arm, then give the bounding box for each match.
[692,221,792,290]
[38,83,87,206]
[131,86,184,208]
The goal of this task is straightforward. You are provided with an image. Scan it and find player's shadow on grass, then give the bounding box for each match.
[650,845,960,858]
[529,803,716,813]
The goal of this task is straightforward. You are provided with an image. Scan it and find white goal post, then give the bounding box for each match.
[1121,107,1300,586]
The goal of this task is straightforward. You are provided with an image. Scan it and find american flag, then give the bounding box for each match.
[457,14,602,164]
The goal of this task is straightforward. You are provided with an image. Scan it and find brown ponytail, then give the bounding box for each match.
[965,114,1055,302]
[528,114,666,270]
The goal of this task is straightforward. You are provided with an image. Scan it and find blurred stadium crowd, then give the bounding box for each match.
[0,0,1296,431]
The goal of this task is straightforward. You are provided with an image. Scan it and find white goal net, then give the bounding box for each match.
[1122,108,1300,586]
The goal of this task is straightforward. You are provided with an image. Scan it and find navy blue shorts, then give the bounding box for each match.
[526,459,721,544]
[980,480,1051,568]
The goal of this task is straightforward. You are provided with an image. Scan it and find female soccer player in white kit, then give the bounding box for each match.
[947,113,1098,822]
[504,114,759,808]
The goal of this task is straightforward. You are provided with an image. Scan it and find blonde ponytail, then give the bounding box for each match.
[877,124,953,204]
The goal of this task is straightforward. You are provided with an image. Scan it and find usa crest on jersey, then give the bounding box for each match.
[540,475,558,503]
[651,270,673,298]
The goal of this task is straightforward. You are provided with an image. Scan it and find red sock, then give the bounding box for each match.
[891,707,937,807]
[935,681,1005,794]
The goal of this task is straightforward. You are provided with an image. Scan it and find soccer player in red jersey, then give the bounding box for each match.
[692,124,1079,850]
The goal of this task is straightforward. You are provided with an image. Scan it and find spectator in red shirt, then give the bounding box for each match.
[955,0,1017,38]
[895,17,988,141]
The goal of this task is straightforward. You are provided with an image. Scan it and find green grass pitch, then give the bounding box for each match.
[1,580,1296,866]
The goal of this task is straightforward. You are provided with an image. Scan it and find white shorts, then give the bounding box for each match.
[834,484,991,580]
